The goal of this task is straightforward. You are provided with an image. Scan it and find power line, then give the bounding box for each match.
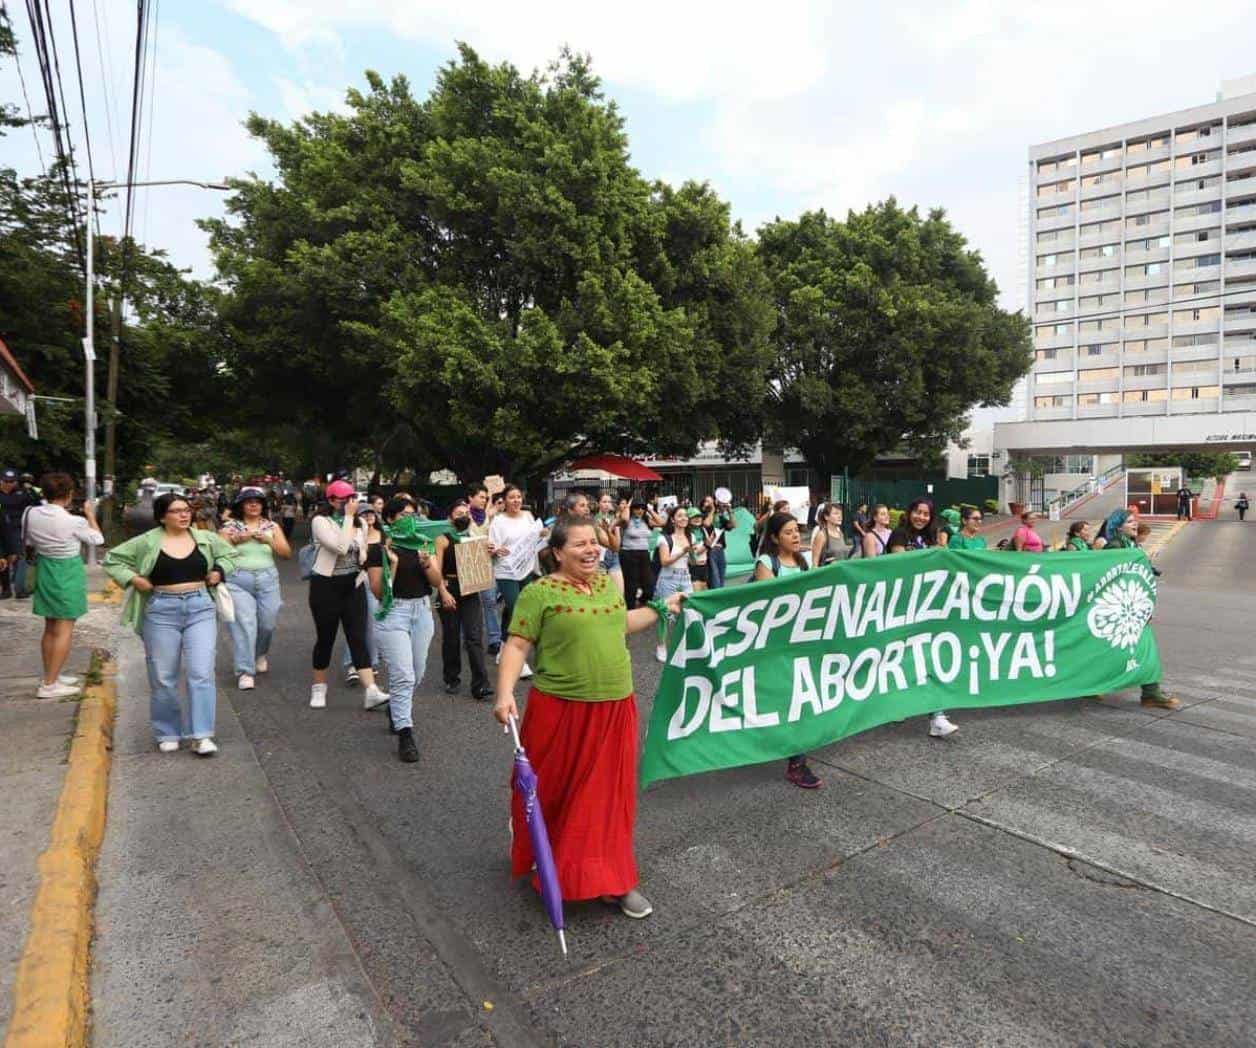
[68,0,100,238]
[41,0,88,244]
[23,0,86,272]
[121,0,148,259]
[0,1,47,177]
[139,0,158,249]
[89,0,118,178]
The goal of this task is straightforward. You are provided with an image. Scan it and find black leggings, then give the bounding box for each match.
[620,549,655,609]
[309,573,370,671]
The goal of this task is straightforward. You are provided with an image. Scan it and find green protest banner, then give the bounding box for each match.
[640,548,1161,785]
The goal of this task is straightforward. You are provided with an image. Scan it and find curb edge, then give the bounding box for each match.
[3,653,117,1048]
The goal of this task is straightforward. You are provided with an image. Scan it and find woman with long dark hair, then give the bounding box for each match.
[651,505,693,662]
[493,515,684,919]
[753,512,821,788]
[219,486,290,690]
[489,484,541,636]
[860,504,893,558]
[308,481,388,711]
[886,498,956,738]
[810,502,847,566]
[104,493,237,755]
[616,499,657,609]
[341,501,382,686]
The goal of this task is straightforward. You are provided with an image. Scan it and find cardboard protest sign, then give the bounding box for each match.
[454,535,494,595]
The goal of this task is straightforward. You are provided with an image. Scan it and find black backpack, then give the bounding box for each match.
[651,533,673,571]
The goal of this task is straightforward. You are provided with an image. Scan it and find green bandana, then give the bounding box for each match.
[384,514,439,553]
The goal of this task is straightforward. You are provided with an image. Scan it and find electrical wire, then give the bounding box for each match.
[41,0,88,245]
[89,0,118,179]
[0,1,47,177]
[138,0,158,250]
[68,0,100,238]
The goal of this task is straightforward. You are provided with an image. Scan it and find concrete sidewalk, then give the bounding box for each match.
[0,567,117,1036]
[90,629,393,1047]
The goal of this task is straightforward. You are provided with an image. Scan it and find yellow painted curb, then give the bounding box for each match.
[4,655,117,1048]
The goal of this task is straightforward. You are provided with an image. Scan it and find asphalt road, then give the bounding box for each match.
[205,520,1256,1046]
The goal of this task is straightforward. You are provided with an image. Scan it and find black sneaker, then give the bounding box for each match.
[472,687,493,702]
[487,642,501,658]
[785,758,821,789]
[397,728,418,763]
[444,680,460,695]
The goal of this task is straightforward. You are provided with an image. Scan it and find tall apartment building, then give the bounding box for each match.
[1026,86,1256,425]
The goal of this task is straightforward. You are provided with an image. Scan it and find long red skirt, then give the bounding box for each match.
[510,688,639,902]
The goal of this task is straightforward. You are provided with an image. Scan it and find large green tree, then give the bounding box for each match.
[0,17,230,490]
[757,201,1031,479]
[206,46,773,484]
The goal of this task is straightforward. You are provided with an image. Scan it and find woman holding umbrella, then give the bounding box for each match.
[493,515,684,920]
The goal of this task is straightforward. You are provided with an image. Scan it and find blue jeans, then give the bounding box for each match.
[482,579,502,650]
[225,568,282,676]
[374,597,436,731]
[142,589,217,742]
[496,575,531,635]
[341,584,379,672]
[707,546,726,590]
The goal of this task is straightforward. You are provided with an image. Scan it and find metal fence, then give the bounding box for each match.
[829,474,999,517]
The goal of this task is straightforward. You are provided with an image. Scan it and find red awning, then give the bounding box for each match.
[568,453,663,482]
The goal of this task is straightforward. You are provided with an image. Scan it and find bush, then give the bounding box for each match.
[888,508,904,528]
[983,499,999,514]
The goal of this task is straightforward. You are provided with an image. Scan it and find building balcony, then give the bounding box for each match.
[1073,349,1121,369]
[1122,322,1169,340]
[1123,400,1168,416]
[1227,150,1256,179]
[1176,134,1221,158]
[1175,184,1223,208]
[1124,168,1171,193]
[1123,345,1168,365]
[1170,367,1219,386]
[1037,232,1077,252]
[1080,151,1123,175]
[1078,201,1122,223]
[1222,394,1256,412]
[1127,143,1172,165]
[1177,237,1224,259]
[1226,174,1256,202]
[1225,230,1256,253]
[1034,349,1075,369]
[1175,263,1222,282]
[1035,284,1075,303]
[1226,258,1256,281]
[1172,342,1223,363]
[1080,180,1122,201]
[1037,210,1076,233]
[1124,244,1171,264]
[1228,122,1256,148]
[1223,366,1256,383]
[1227,201,1256,228]
[1173,317,1220,337]
[1078,403,1120,418]
[1078,254,1120,274]
[1035,258,1076,278]
[1036,308,1075,326]
[1076,276,1121,297]
[1224,310,1256,333]
[1124,271,1171,291]
[1173,210,1221,234]
[1034,331,1075,350]
[1179,158,1224,180]
[1171,397,1220,414]
[1031,406,1074,420]
[1122,373,1169,391]
[1126,192,1171,216]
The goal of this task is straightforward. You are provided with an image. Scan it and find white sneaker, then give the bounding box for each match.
[36,681,80,699]
[655,645,666,663]
[238,674,255,691]
[158,740,180,753]
[58,674,81,686]
[309,683,327,708]
[495,651,502,665]
[929,713,959,738]
[255,656,269,674]
[363,684,389,710]
[345,669,360,687]
[192,737,218,757]
[519,661,533,679]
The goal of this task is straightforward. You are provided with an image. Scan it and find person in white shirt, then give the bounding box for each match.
[488,484,542,677]
[24,473,104,699]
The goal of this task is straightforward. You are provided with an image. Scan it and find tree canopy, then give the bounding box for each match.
[205,46,774,485]
[757,202,1031,479]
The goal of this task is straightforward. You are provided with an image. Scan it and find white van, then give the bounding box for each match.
[1238,451,1253,471]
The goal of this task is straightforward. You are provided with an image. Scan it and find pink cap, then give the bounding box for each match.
[326,480,355,499]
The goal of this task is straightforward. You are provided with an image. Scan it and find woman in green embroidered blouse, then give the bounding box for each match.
[494,515,683,921]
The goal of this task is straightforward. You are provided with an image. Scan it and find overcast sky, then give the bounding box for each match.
[5,0,1256,317]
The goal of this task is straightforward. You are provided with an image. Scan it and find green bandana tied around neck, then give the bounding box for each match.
[373,516,453,619]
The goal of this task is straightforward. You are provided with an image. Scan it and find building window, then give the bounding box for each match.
[966,455,990,478]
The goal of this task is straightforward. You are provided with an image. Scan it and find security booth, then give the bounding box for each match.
[1126,466,1186,516]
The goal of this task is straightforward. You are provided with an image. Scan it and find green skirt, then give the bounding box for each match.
[32,554,88,621]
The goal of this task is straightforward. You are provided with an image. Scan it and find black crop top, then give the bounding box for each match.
[148,546,210,586]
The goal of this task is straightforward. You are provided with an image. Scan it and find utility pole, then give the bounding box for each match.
[81,177,230,552]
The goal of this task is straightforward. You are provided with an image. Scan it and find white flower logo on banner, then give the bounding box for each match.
[1087,578,1154,651]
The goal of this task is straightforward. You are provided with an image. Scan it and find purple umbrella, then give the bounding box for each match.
[508,715,567,956]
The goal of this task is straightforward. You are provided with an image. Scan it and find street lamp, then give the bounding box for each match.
[83,178,229,560]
